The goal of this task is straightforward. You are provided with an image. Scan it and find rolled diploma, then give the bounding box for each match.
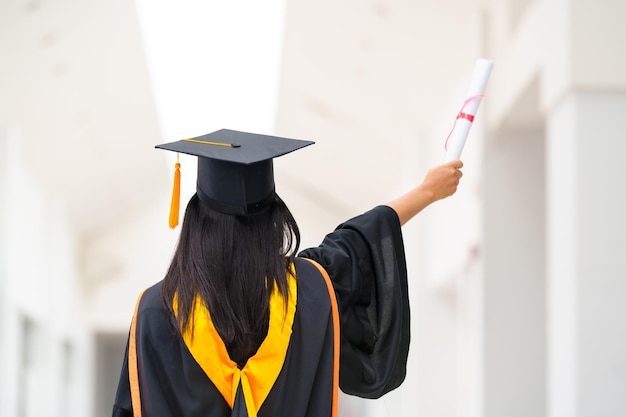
[444,58,494,162]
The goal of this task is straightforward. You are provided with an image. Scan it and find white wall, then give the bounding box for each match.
[0,126,92,417]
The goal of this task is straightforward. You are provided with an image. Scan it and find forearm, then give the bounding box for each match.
[386,185,436,226]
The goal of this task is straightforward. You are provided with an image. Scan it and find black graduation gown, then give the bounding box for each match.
[299,205,410,398]
[112,205,409,417]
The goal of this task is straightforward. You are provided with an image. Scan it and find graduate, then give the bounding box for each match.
[112,129,463,417]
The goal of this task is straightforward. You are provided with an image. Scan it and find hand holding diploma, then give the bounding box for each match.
[387,160,463,226]
[444,58,494,162]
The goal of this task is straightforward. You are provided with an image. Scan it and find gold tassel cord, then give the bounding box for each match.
[181,138,240,148]
[169,154,181,229]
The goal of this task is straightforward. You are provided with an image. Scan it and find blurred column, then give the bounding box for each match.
[545,2,626,416]
[546,90,626,417]
[0,126,19,417]
[481,1,549,413]
[483,121,547,417]
[0,127,9,417]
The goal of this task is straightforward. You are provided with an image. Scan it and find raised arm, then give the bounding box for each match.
[386,160,464,226]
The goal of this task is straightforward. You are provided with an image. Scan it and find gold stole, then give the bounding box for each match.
[175,266,297,417]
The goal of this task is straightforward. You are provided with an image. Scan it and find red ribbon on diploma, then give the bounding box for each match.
[444,94,484,151]
[456,112,475,123]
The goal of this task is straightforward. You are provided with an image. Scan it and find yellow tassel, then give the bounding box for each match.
[169,155,181,229]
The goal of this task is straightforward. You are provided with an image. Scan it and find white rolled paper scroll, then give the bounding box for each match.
[444,58,494,162]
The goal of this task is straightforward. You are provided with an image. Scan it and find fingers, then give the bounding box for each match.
[446,161,463,191]
[447,160,463,184]
[446,159,464,169]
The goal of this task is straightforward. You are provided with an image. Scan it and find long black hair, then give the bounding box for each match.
[160,193,300,367]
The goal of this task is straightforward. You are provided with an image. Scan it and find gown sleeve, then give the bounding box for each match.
[298,205,410,399]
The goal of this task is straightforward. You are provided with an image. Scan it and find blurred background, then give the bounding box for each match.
[1,0,625,416]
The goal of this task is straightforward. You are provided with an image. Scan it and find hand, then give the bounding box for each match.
[419,160,464,203]
[387,160,464,226]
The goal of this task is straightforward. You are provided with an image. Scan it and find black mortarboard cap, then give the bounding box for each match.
[156,129,314,217]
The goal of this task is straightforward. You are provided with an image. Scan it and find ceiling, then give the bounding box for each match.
[0,0,167,239]
[0,0,494,240]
